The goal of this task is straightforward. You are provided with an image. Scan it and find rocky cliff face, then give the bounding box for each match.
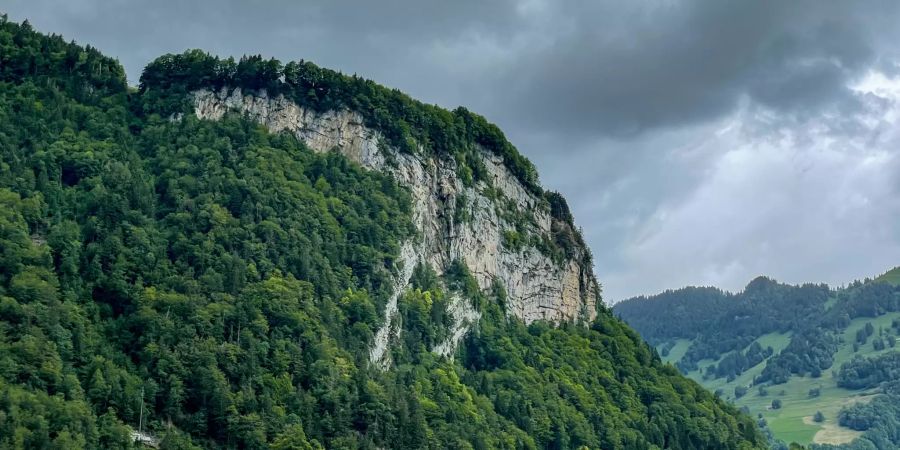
[192,87,599,365]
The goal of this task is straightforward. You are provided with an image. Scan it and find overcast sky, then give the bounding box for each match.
[7,1,900,302]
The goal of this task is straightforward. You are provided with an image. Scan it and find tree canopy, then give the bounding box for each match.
[615,275,900,385]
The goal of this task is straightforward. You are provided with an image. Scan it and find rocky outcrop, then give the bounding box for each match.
[433,294,481,358]
[192,87,600,363]
[369,242,419,370]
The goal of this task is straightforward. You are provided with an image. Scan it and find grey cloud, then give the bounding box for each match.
[496,0,900,137]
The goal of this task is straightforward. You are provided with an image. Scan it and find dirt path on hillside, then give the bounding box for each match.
[805,394,877,445]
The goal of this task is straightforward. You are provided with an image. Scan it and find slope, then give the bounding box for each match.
[875,266,900,286]
[614,273,900,448]
[0,16,763,449]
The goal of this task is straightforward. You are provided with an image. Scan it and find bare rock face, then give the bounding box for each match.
[193,87,600,365]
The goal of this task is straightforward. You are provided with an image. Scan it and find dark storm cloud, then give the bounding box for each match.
[495,0,900,136]
[5,1,900,301]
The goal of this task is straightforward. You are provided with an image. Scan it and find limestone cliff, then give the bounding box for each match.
[192,87,600,365]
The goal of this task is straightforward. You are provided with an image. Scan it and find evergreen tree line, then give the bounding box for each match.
[615,274,900,385]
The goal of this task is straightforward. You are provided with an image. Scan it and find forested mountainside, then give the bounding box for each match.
[614,269,900,449]
[0,16,764,449]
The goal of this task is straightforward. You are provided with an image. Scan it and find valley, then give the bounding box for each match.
[616,268,900,448]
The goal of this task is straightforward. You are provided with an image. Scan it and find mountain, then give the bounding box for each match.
[0,16,763,449]
[614,271,900,449]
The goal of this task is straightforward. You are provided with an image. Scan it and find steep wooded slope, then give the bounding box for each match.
[0,16,763,449]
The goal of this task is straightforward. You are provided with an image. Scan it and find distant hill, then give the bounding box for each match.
[614,271,900,449]
[875,266,900,285]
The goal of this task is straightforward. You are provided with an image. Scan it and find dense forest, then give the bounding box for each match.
[0,16,764,449]
[615,271,900,449]
[615,276,900,385]
[835,352,900,390]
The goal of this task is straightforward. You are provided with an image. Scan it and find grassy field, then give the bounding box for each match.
[680,331,792,393]
[875,266,900,285]
[659,311,900,446]
[659,338,691,365]
[832,313,900,369]
[731,373,874,445]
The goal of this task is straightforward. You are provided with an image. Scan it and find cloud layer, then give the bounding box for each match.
[7,0,900,301]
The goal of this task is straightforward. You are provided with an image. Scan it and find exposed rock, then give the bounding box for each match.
[131,431,159,448]
[193,87,600,365]
[369,242,420,370]
[433,293,482,359]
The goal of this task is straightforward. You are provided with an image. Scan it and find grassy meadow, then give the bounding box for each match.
[661,311,900,446]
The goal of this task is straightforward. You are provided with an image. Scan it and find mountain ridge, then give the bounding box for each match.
[0,15,763,449]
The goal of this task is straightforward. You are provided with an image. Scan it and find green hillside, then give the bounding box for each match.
[615,274,900,448]
[0,16,764,449]
[676,313,899,446]
[875,267,900,286]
